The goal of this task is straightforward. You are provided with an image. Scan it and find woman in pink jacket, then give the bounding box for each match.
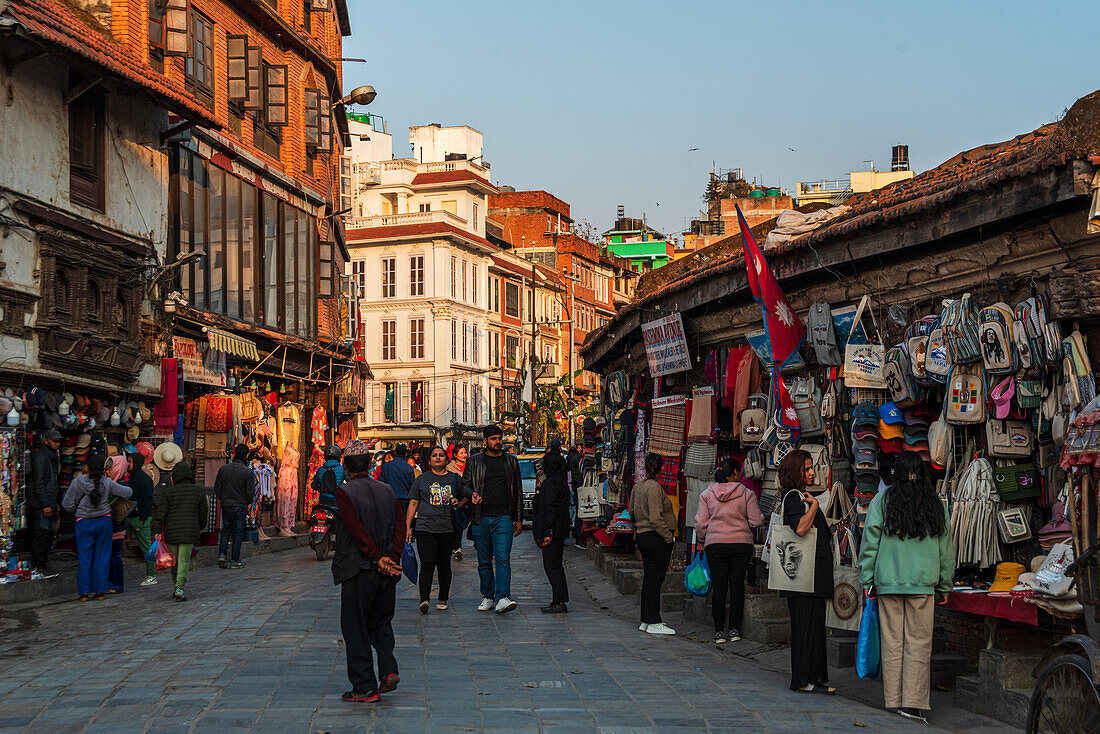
[694,458,764,645]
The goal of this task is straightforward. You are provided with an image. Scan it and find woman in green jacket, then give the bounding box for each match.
[152,462,208,601]
[858,451,955,724]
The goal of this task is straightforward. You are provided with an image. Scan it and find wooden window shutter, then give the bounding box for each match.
[148,0,166,50]
[227,36,248,100]
[244,46,262,110]
[311,0,332,10]
[164,0,190,57]
[264,64,288,127]
[319,89,332,150]
[304,88,320,148]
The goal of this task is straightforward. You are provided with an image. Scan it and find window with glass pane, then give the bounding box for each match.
[411,380,424,422]
[410,318,424,359]
[472,327,478,364]
[471,264,477,305]
[208,167,224,314]
[462,321,468,362]
[461,260,467,301]
[381,320,396,360]
[262,193,279,327]
[505,282,519,317]
[225,174,240,318]
[241,185,256,321]
[192,158,207,309]
[462,383,468,423]
[409,255,424,296]
[381,257,395,298]
[451,382,457,421]
[352,260,366,299]
[451,319,456,359]
[178,148,192,297]
[297,215,311,337]
[185,11,214,108]
[506,334,520,367]
[283,204,297,333]
[319,239,333,297]
[450,256,456,297]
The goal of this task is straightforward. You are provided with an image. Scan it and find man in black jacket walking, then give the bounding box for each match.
[463,425,523,614]
[214,444,257,569]
[27,430,61,574]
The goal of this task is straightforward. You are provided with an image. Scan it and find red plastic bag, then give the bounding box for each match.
[155,535,176,570]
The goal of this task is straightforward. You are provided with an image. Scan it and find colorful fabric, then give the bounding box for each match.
[154,358,179,433]
[633,409,647,483]
[304,446,324,514]
[648,404,687,458]
[656,454,681,496]
[204,396,232,433]
[687,389,715,442]
[276,445,299,532]
[683,442,718,481]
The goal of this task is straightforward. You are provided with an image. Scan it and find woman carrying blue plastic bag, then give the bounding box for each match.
[858,451,954,724]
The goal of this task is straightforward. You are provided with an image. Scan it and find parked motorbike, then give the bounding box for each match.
[309,503,338,561]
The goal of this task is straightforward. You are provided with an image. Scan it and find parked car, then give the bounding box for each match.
[516,454,542,523]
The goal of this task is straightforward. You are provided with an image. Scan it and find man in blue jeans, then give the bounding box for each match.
[463,425,523,613]
[214,444,257,569]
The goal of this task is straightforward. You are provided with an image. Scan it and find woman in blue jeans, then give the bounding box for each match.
[62,455,133,601]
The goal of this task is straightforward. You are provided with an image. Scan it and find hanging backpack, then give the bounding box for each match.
[1015,298,1048,377]
[925,327,950,384]
[791,376,825,438]
[739,394,768,445]
[606,371,629,408]
[802,443,831,493]
[883,346,923,408]
[906,316,938,385]
[941,294,982,365]
[944,363,987,424]
[928,418,953,470]
[985,418,1035,459]
[977,302,1019,375]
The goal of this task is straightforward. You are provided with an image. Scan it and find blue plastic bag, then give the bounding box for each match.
[856,597,880,679]
[683,550,711,596]
[401,542,418,584]
[145,537,160,563]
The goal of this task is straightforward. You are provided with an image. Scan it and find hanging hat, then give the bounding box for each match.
[852,402,879,428]
[107,444,119,458]
[137,401,152,423]
[990,377,1016,420]
[879,401,904,424]
[988,562,1026,595]
[153,442,184,471]
[126,425,141,442]
[135,441,155,460]
[0,398,12,415]
[11,395,23,411]
[96,405,111,424]
[879,420,904,440]
[75,433,92,450]
[26,387,42,408]
[143,463,160,485]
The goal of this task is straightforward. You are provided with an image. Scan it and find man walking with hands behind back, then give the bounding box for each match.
[464,425,523,614]
[333,440,405,703]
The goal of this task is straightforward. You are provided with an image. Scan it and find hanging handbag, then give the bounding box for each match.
[985,419,1034,458]
[826,526,862,631]
[995,506,1032,544]
[843,296,886,389]
[992,462,1040,502]
[577,471,602,519]
[767,490,818,594]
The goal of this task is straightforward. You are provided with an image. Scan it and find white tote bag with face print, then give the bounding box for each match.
[766,490,817,594]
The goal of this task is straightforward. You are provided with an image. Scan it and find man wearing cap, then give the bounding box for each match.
[463,425,523,613]
[332,440,405,703]
[27,430,62,574]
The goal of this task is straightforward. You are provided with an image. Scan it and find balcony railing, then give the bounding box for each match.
[798,178,852,195]
[422,159,490,174]
[345,209,469,230]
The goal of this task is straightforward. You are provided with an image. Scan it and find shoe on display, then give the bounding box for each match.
[477,598,495,612]
[645,623,675,635]
[713,631,728,645]
[639,623,650,632]
[727,628,741,642]
[218,556,227,569]
[495,597,518,614]
[140,576,158,587]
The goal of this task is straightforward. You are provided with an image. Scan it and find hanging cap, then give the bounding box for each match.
[990,376,1016,420]
[879,401,904,424]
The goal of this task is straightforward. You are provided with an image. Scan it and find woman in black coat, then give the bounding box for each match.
[533,451,571,613]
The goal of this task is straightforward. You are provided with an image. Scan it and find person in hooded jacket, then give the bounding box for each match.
[124,451,157,587]
[694,458,764,645]
[312,445,346,507]
[152,462,208,601]
[532,450,571,613]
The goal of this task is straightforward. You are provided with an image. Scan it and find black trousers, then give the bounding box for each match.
[705,543,753,632]
[787,595,829,690]
[636,531,673,624]
[340,568,398,693]
[452,528,464,552]
[541,537,568,604]
[27,507,54,571]
[415,531,453,603]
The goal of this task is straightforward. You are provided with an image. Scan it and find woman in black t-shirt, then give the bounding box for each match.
[778,449,835,695]
[406,447,465,613]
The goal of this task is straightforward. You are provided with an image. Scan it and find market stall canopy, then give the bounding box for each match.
[205,327,258,361]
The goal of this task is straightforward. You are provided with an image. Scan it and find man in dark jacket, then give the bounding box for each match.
[463,425,523,614]
[378,443,414,510]
[27,430,61,574]
[532,450,571,614]
[333,440,405,703]
[124,452,158,586]
[214,444,257,569]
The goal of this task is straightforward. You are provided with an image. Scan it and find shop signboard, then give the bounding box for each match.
[641,313,691,376]
[173,336,226,387]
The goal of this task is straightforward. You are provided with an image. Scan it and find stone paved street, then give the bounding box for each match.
[0,539,947,733]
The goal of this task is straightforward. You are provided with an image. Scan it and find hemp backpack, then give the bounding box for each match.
[944,363,987,425]
[941,294,982,365]
[977,302,1019,376]
[884,345,923,408]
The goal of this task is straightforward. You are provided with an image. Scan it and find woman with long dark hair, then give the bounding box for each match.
[406,446,463,613]
[447,444,469,561]
[533,450,571,613]
[62,454,133,601]
[631,453,677,635]
[858,450,954,723]
[694,457,764,644]
[776,449,835,694]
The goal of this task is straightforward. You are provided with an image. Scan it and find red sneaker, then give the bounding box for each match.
[379,673,400,693]
[342,690,380,703]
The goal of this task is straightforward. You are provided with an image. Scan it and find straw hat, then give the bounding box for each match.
[126,425,141,442]
[137,401,151,423]
[988,562,1026,595]
[153,441,184,471]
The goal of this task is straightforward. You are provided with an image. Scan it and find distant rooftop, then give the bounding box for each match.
[346,111,387,133]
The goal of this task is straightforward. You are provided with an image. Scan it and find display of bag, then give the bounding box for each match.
[925,328,950,384]
[739,393,768,445]
[577,471,602,519]
[985,419,1034,458]
[928,418,953,470]
[826,526,863,631]
[802,443,830,493]
[977,302,1019,375]
[1018,379,1043,409]
[606,371,630,408]
[884,345,923,407]
[906,315,938,385]
[951,457,1000,568]
[995,506,1033,544]
[992,462,1040,502]
[941,293,982,365]
[791,375,825,437]
[767,490,818,594]
[1015,298,1049,377]
[743,448,765,480]
[843,296,886,389]
[808,300,842,366]
[944,363,986,424]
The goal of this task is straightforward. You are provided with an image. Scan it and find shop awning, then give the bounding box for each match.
[206,327,259,361]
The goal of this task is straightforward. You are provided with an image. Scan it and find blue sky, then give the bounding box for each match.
[344,1,1097,238]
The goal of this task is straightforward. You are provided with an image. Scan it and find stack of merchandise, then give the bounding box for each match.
[851,402,880,522]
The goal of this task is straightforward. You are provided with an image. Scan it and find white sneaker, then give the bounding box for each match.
[495,597,518,614]
[477,598,495,612]
[645,622,676,635]
[639,623,650,632]
[140,576,158,587]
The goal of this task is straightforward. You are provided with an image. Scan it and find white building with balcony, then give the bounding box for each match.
[344,119,499,446]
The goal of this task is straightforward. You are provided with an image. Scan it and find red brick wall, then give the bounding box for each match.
[490,191,571,219]
[935,607,1070,662]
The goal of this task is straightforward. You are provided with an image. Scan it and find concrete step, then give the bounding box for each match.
[979,648,1042,691]
[955,674,981,705]
[658,590,692,613]
[744,616,791,644]
[745,592,787,619]
[827,633,857,669]
[1003,688,1034,724]
[612,568,684,596]
[931,653,972,688]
